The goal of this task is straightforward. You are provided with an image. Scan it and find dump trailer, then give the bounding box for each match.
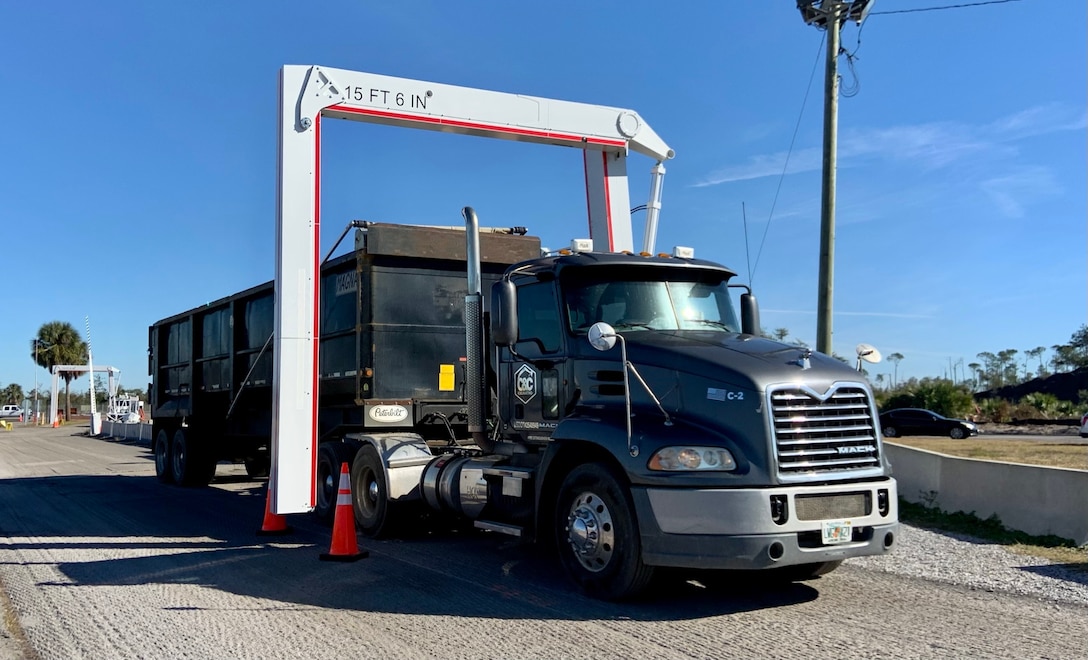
[150,216,897,599]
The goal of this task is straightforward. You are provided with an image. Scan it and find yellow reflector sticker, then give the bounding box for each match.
[439,364,455,391]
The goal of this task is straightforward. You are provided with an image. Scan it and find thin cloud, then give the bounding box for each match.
[693,148,823,185]
[693,104,1085,187]
[980,166,1060,218]
[985,103,1088,139]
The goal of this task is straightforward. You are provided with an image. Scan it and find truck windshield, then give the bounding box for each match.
[564,278,740,333]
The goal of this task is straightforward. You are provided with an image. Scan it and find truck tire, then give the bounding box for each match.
[170,429,217,487]
[555,463,654,600]
[315,442,354,521]
[350,445,396,537]
[154,429,174,484]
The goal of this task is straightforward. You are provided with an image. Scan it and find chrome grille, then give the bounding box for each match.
[769,384,881,477]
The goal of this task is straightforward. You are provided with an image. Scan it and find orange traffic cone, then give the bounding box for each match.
[256,486,293,536]
[319,462,368,562]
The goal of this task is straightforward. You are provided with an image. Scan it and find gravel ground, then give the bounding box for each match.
[869,420,1088,607]
[850,524,1088,607]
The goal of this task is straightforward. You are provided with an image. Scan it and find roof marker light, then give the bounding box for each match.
[569,238,593,254]
[672,246,695,259]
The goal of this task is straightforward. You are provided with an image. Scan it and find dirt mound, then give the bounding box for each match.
[980,423,1080,436]
[976,368,1088,403]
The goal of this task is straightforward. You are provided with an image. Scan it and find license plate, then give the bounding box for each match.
[822,520,853,544]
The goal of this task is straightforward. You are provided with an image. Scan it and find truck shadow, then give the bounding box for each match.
[0,473,819,621]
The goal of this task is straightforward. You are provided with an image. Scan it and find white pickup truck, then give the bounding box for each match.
[0,405,24,419]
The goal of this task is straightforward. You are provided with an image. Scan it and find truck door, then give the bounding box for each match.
[501,281,568,443]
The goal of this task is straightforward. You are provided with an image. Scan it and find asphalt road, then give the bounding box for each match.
[1,425,1086,659]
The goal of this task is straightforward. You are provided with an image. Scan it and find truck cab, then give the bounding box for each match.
[476,247,897,598]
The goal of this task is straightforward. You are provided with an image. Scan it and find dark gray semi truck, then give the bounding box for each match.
[149,212,897,599]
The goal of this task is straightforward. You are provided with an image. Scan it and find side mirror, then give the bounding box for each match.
[588,322,617,351]
[740,293,760,336]
[490,280,518,347]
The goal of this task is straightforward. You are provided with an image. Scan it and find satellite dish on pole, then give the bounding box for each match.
[855,343,882,371]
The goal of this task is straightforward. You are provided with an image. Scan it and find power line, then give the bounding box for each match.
[871,0,1023,15]
[750,33,825,286]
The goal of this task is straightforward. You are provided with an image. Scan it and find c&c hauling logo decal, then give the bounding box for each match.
[514,364,537,404]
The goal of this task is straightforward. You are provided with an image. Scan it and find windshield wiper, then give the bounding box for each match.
[687,319,733,330]
[613,321,655,330]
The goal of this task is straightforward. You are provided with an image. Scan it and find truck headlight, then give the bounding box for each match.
[648,447,736,471]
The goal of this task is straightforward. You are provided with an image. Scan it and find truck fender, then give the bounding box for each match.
[535,415,634,541]
[551,414,638,468]
[342,432,433,502]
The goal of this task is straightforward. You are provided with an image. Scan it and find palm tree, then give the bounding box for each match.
[33,321,87,421]
[1,383,24,407]
[888,352,904,388]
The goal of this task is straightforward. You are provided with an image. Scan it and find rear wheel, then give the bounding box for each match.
[170,428,216,486]
[883,426,898,438]
[555,463,654,600]
[154,429,173,484]
[949,427,966,439]
[351,445,395,537]
[315,442,355,521]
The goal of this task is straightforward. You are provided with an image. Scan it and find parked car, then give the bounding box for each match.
[0,405,24,419]
[1080,412,1088,438]
[879,408,978,439]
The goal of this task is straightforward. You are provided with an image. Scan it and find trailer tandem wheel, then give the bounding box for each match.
[154,429,173,484]
[315,442,355,521]
[169,428,217,487]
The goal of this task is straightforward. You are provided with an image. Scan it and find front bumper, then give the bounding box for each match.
[633,479,898,570]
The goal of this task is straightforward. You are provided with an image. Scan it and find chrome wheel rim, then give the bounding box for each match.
[565,491,615,573]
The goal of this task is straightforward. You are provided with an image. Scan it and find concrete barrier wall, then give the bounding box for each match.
[886,443,1088,545]
[100,420,153,445]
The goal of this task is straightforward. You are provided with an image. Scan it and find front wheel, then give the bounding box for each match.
[949,427,966,439]
[883,426,898,438]
[555,463,654,600]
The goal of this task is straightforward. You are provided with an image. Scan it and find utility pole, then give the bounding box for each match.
[31,339,38,426]
[796,0,875,355]
[816,2,841,356]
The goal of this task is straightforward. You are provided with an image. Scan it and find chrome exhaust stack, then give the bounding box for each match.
[462,207,493,452]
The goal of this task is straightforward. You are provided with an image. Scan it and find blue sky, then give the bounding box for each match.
[0,0,1084,399]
